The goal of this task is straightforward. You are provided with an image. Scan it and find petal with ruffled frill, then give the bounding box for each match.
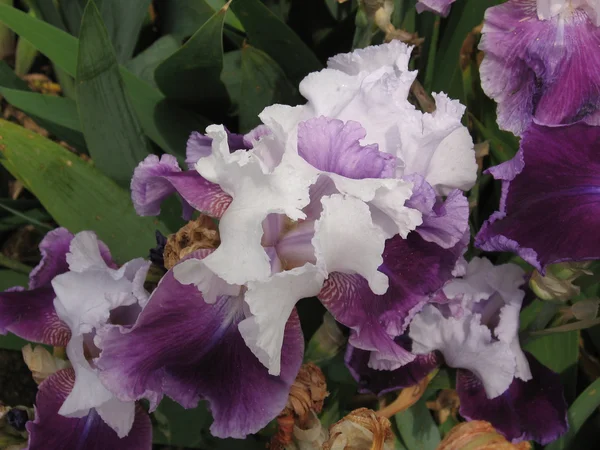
[319,231,462,370]
[130,154,232,219]
[26,368,151,450]
[456,353,568,444]
[96,263,304,439]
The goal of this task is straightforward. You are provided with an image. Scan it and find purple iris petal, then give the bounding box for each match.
[457,353,568,444]
[96,262,304,439]
[297,117,396,179]
[416,0,456,16]
[406,175,469,249]
[476,123,600,271]
[345,344,440,395]
[480,0,600,135]
[0,286,70,346]
[0,228,111,347]
[26,368,151,450]
[318,231,463,368]
[186,129,250,169]
[131,154,232,219]
[29,228,73,289]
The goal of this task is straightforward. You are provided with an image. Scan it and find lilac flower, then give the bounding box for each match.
[475,123,600,271]
[0,229,152,449]
[416,0,457,16]
[345,257,568,444]
[480,0,600,135]
[120,41,475,437]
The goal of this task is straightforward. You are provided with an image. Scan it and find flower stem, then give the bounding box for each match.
[0,253,32,274]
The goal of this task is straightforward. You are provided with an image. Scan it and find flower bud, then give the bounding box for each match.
[530,262,592,302]
[437,421,531,450]
[22,344,70,384]
[163,215,220,269]
[304,313,345,364]
[0,405,31,448]
[323,408,394,450]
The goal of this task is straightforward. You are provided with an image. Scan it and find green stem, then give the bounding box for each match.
[0,253,32,274]
[0,201,53,230]
[423,17,440,92]
[529,316,600,336]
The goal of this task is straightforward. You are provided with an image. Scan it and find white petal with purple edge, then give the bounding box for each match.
[313,195,389,295]
[239,264,324,375]
[409,305,516,398]
[173,258,242,304]
[195,125,316,285]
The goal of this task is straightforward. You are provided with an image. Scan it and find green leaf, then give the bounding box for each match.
[0,270,30,350]
[221,49,242,111]
[239,45,296,132]
[125,35,179,87]
[58,0,150,62]
[0,2,77,75]
[0,61,86,149]
[230,0,322,85]
[0,87,81,133]
[0,269,28,290]
[524,330,579,403]
[0,119,169,263]
[431,0,504,99]
[547,378,600,450]
[395,398,441,450]
[92,0,152,63]
[160,0,243,40]
[155,3,229,107]
[152,398,212,448]
[76,0,152,185]
[0,3,208,157]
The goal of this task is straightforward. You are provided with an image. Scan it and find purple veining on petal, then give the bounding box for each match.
[297,117,396,179]
[457,353,568,445]
[345,344,440,396]
[480,0,600,135]
[26,368,152,450]
[131,154,232,220]
[318,231,462,368]
[476,123,600,271]
[416,0,456,17]
[96,260,304,439]
[0,286,70,346]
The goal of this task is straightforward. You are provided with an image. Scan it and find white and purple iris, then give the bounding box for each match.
[346,257,568,444]
[95,40,475,439]
[0,36,575,448]
[0,229,152,450]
